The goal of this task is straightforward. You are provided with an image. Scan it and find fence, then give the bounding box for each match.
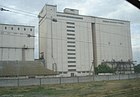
[0,73,140,87]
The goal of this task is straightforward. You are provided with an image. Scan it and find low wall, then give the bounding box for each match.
[0,74,140,87]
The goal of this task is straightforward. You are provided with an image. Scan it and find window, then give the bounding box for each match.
[66,22,75,25]
[11,27,13,30]
[30,29,32,31]
[67,26,75,28]
[59,72,62,74]
[68,69,76,71]
[67,41,75,43]
[67,49,75,51]
[67,37,75,40]
[63,72,67,74]
[68,65,76,67]
[24,28,26,31]
[67,30,75,32]
[5,27,7,29]
[18,28,20,30]
[68,57,76,59]
[82,71,85,73]
[67,33,75,36]
[67,45,75,47]
[68,53,76,55]
[78,71,81,73]
[68,61,76,63]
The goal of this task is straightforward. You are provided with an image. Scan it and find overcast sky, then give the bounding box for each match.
[0,0,140,64]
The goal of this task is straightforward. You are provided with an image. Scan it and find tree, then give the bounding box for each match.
[95,64,114,74]
[134,64,140,73]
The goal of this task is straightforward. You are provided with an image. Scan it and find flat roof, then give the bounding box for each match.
[57,12,130,23]
[0,23,35,28]
[39,4,130,23]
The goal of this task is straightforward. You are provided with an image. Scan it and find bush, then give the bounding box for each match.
[95,64,114,74]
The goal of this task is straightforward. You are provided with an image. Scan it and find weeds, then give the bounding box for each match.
[0,79,140,97]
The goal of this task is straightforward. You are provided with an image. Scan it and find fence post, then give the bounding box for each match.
[128,74,129,79]
[17,78,19,87]
[39,78,41,86]
[108,75,109,80]
[77,76,79,83]
[135,73,137,79]
[119,74,120,80]
[93,75,95,81]
[94,75,97,81]
[138,73,140,78]
[60,77,61,84]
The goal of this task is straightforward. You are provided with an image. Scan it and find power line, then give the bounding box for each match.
[0,5,130,46]
[9,10,37,18]
[0,8,9,11]
[0,4,37,18]
[0,4,37,16]
[0,31,129,47]
[0,24,128,46]
[0,32,92,44]
[0,4,103,30]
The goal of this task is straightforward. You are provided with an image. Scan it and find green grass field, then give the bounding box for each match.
[0,79,140,97]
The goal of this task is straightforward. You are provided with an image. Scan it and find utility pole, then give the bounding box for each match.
[92,60,95,75]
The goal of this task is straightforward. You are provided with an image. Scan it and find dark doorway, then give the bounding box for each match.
[71,73,74,77]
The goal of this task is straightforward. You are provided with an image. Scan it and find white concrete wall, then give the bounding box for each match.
[39,5,93,76]
[0,24,34,61]
[39,4,57,70]
[94,18,132,65]
[0,74,140,87]
[39,4,133,76]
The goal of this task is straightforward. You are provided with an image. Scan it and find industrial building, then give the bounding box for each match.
[0,24,35,61]
[38,4,133,76]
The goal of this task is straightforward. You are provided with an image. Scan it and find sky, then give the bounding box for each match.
[0,0,140,64]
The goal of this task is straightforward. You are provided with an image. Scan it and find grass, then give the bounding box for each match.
[0,79,140,97]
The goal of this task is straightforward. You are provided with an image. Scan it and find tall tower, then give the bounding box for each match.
[38,4,93,76]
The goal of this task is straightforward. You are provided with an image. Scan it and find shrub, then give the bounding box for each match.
[95,64,114,74]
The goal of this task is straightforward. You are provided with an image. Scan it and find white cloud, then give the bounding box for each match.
[102,1,140,23]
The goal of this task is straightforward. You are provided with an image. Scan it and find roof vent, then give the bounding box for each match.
[64,8,79,15]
